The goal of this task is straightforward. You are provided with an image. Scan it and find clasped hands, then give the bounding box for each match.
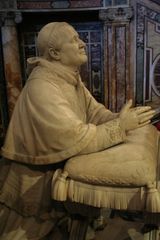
[120,99,155,132]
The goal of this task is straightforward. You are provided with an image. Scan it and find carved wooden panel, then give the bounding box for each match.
[99,7,133,112]
[103,22,131,112]
[16,0,130,9]
[16,0,103,9]
[74,23,104,103]
[1,14,22,117]
[136,2,160,108]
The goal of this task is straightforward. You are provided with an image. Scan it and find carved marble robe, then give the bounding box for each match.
[2,57,125,164]
[0,57,125,239]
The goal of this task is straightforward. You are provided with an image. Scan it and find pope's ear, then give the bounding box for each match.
[48,48,60,60]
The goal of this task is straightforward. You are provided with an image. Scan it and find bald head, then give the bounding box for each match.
[36,22,87,68]
[37,22,74,58]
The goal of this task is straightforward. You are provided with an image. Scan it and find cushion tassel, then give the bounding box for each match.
[146,182,160,213]
[52,169,68,201]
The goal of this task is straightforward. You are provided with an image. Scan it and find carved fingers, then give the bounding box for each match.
[133,107,155,125]
[120,99,133,115]
[120,100,156,132]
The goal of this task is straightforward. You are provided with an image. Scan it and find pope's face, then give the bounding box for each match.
[58,26,87,68]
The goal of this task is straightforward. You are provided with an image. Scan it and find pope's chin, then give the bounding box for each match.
[80,54,88,65]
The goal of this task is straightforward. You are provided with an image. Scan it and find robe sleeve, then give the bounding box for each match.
[79,118,126,155]
[25,81,125,158]
[1,79,125,164]
[81,83,119,124]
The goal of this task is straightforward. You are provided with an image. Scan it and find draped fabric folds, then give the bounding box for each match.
[0,57,126,239]
[1,57,125,165]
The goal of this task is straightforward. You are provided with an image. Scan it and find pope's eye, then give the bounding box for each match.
[72,36,79,42]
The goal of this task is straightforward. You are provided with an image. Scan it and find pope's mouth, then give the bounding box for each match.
[79,49,87,55]
[80,51,87,55]
[79,46,86,54]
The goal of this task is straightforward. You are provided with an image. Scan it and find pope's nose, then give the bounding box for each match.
[79,38,86,46]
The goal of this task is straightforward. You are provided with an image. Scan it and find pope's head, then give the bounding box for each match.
[37,22,87,69]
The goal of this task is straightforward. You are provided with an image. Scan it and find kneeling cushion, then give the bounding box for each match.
[65,125,159,187]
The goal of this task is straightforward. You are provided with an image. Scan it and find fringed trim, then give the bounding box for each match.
[52,176,160,213]
[52,169,69,201]
[146,182,160,213]
[67,180,146,211]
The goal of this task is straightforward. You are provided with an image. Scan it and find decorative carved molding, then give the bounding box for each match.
[14,12,22,23]
[0,0,17,9]
[99,7,134,22]
[0,11,22,26]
